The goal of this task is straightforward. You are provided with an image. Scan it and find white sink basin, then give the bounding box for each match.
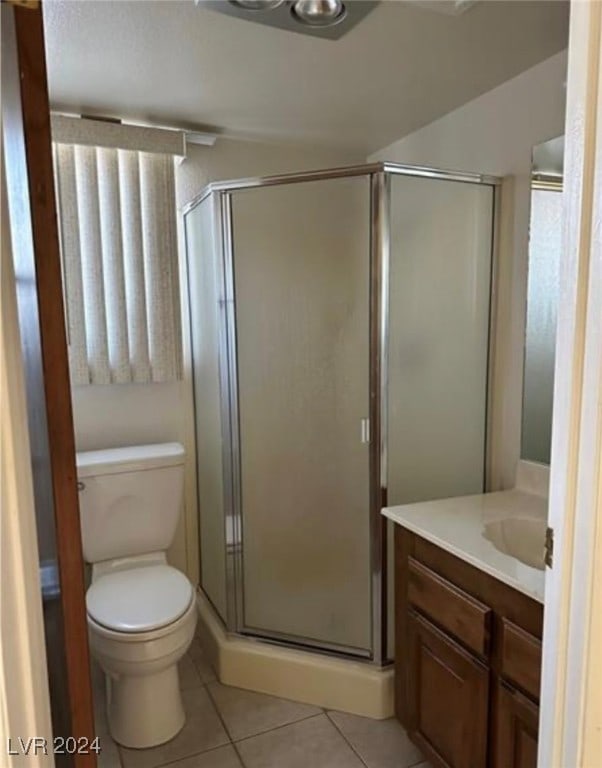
[482,517,546,571]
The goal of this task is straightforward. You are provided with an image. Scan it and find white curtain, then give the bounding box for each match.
[53,143,181,385]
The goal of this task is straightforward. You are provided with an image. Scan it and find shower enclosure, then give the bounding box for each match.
[183,162,498,665]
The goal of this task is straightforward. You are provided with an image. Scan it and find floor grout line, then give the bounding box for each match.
[205,675,326,712]
[117,736,125,768]
[118,739,235,768]
[195,661,336,764]
[203,680,250,768]
[230,739,247,768]
[231,712,325,746]
[324,711,370,768]
[141,742,238,768]
[94,654,221,768]
[204,676,236,744]
[100,650,429,768]
[116,680,230,768]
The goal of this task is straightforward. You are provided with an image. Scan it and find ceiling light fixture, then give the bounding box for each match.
[291,0,346,27]
[230,0,284,10]
[200,0,375,40]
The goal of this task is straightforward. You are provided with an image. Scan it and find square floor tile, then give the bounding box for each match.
[166,744,243,768]
[179,652,204,690]
[207,682,321,741]
[236,714,364,768]
[119,687,229,768]
[327,711,423,768]
[188,638,217,684]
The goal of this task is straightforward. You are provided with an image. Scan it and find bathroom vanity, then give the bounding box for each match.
[384,488,546,768]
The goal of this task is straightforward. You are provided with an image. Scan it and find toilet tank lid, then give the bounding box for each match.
[76,442,185,478]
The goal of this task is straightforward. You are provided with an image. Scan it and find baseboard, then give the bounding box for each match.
[196,589,394,719]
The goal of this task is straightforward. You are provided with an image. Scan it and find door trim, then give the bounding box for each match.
[539,2,602,766]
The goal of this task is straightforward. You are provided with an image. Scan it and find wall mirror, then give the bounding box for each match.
[521,135,564,465]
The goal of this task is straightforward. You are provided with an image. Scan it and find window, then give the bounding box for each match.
[52,118,183,385]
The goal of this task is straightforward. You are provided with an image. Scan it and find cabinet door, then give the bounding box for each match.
[493,681,539,768]
[407,612,489,768]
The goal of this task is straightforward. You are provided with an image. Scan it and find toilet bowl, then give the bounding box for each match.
[76,443,197,749]
[86,557,197,748]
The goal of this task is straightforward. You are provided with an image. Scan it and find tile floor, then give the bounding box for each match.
[92,630,431,768]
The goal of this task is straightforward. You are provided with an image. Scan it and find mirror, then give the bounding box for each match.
[521,135,564,465]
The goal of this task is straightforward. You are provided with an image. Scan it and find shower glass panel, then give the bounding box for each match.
[230,177,372,653]
[386,174,494,506]
[184,162,499,663]
[185,194,228,622]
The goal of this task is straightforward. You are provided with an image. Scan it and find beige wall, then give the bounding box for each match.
[175,137,361,208]
[70,137,361,583]
[370,50,568,488]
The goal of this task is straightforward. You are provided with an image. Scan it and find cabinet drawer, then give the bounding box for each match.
[500,619,542,701]
[408,557,491,657]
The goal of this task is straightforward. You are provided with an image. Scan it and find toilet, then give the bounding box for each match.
[76,442,197,749]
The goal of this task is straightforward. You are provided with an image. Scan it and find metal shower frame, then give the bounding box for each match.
[183,161,501,666]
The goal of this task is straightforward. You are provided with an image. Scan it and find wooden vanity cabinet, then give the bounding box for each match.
[493,681,539,768]
[395,528,543,768]
[407,611,489,768]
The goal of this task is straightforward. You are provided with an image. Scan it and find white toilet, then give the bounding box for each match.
[76,442,197,749]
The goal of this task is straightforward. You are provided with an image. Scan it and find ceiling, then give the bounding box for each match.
[43,0,569,155]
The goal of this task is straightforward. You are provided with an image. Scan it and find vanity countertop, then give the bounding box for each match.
[382,489,547,603]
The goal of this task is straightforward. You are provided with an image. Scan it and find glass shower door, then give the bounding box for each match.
[230,176,372,654]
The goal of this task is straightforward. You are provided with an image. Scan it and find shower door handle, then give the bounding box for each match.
[360,418,370,444]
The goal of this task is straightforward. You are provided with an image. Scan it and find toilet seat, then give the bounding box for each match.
[86,565,193,633]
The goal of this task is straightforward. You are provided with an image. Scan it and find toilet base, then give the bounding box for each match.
[87,594,197,750]
[106,664,185,749]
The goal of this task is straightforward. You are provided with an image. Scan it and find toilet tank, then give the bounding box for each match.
[76,443,185,564]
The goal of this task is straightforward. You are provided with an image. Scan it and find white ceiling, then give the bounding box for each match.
[43,0,569,154]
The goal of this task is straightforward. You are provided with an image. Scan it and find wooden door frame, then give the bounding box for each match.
[1,2,95,765]
[538,1,602,766]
